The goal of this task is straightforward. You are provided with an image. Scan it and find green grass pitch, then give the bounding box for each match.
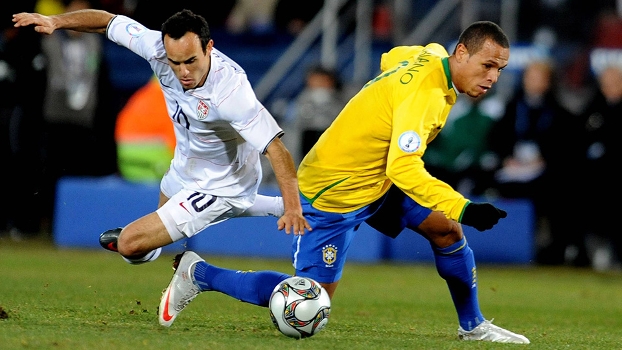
[1,237,621,349]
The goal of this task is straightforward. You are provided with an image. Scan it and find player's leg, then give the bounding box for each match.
[159,249,291,326]
[366,185,484,329]
[192,258,290,306]
[158,190,291,326]
[119,191,173,263]
[366,186,527,343]
[98,190,172,263]
[164,191,288,306]
[189,194,373,310]
[416,211,487,330]
[117,211,172,255]
[104,194,283,253]
[396,191,528,343]
[387,190,487,330]
[318,281,339,299]
[293,195,376,299]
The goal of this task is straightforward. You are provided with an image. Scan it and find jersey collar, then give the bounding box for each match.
[441,57,453,91]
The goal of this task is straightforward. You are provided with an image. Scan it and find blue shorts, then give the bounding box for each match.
[293,186,432,283]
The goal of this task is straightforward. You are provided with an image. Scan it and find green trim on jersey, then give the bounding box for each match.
[441,57,452,90]
[301,177,351,204]
[458,200,471,223]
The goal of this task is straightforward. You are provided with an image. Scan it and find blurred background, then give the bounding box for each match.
[2,0,621,272]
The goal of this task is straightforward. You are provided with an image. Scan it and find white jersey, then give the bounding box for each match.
[106,15,283,198]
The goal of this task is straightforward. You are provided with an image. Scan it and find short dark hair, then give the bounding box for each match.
[306,65,341,89]
[454,21,509,55]
[161,9,211,52]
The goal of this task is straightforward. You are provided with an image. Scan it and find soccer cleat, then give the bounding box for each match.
[158,251,204,327]
[99,228,122,252]
[458,319,530,344]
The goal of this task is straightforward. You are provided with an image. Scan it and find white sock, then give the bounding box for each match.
[122,247,162,265]
[240,195,284,217]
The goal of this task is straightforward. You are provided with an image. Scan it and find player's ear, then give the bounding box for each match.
[454,43,468,62]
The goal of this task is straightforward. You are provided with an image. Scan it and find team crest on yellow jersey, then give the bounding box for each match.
[398,131,421,153]
[322,244,338,267]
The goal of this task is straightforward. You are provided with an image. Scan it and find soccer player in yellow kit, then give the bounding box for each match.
[143,20,528,343]
[290,21,530,343]
[13,13,526,342]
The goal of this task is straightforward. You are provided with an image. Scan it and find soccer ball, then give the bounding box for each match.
[269,276,331,339]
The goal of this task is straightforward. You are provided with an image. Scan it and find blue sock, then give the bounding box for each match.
[433,237,485,331]
[193,262,290,307]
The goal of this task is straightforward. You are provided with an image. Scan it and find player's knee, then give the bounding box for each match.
[419,212,462,248]
[429,229,462,249]
[117,230,145,257]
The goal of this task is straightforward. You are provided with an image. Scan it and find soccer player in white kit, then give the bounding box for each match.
[12,9,311,265]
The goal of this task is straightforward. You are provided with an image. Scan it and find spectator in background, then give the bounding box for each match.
[284,65,345,166]
[39,0,116,228]
[591,8,622,49]
[226,0,278,36]
[488,59,584,265]
[515,0,601,45]
[514,1,617,115]
[489,61,556,193]
[115,76,175,183]
[0,0,46,239]
[576,65,622,270]
[423,93,503,197]
[132,0,235,30]
[273,0,323,36]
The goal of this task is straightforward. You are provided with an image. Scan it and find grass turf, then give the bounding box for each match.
[1,236,621,349]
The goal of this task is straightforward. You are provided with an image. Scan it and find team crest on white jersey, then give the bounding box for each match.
[125,22,147,37]
[322,244,338,267]
[398,131,421,153]
[197,100,209,120]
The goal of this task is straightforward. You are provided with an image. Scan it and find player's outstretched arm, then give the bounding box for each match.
[264,138,312,236]
[13,9,114,35]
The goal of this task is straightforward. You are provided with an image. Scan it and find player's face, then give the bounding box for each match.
[163,33,213,90]
[453,39,509,98]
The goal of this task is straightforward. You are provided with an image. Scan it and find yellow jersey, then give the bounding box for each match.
[297,43,469,221]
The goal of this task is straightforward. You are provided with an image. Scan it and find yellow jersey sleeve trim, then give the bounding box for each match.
[458,200,471,223]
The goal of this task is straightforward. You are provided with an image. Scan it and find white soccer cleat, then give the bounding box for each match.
[458,319,530,344]
[158,251,204,327]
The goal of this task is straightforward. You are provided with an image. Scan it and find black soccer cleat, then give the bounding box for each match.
[99,227,122,252]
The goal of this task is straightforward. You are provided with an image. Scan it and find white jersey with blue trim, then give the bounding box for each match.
[106,15,283,198]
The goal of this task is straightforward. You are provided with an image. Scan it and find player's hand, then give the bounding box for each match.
[277,210,312,236]
[460,202,507,232]
[13,12,56,35]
